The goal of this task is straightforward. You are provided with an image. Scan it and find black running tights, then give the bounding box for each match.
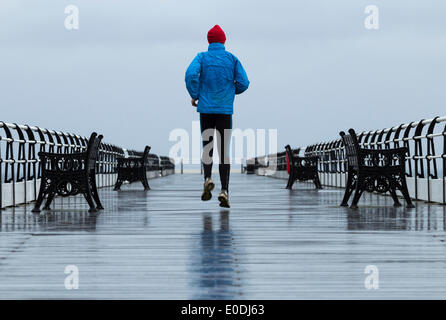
[200,113,232,191]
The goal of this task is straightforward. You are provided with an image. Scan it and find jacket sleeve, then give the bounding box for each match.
[185,54,202,100]
[234,59,250,95]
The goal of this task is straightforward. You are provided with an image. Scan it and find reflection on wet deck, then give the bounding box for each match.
[0,174,446,299]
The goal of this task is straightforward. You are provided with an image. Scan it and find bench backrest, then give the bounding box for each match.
[86,132,103,171]
[339,129,360,168]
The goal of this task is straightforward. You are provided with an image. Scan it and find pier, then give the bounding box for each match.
[1,173,446,299]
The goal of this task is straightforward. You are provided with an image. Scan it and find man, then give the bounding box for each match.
[185,25,250,208]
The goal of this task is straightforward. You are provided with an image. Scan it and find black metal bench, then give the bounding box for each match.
[147,154,160,173]
[245,158,261,174]
[114,146,151,191]
[32,132,104,213]
[245,163,256,174]
[285,145,322,189]
[339,129,414,209]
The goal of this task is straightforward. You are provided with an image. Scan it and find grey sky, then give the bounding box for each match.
[1,0,445,157]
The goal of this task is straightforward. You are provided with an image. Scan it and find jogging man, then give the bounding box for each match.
[185,25,250,208]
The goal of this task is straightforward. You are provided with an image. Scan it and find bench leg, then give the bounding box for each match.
[350,180,364,209]
[399,176,415,208]
[91,185,104,210]
[83,191,98,213]
[141,177,151,191]
[340,171,354,207]
[313,172,322,189]
[286,170,295,190]
[113,180,123,191]
[90,174,104,210]
[43,188,57,211]
[32,179,47,213]
[389,188,402,207]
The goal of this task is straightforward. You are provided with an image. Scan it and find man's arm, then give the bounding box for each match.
[234,59,250,95]
[185,54,202,100]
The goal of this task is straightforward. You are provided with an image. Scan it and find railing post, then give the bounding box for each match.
[413,121,425,201]
[181,159,183,174]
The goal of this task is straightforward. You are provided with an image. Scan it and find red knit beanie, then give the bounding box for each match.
[207,25,226,44]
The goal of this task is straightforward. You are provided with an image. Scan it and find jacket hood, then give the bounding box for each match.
[208,43,225,51]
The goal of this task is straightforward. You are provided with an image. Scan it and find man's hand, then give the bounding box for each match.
[191,99,198,107]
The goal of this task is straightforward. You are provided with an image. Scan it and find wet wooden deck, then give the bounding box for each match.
[1,173,446,299]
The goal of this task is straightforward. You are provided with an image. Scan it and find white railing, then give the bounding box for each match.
[0,121,174,208]
[252,116,446,204]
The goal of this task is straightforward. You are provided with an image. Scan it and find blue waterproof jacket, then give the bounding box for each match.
[185,43,250,115]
